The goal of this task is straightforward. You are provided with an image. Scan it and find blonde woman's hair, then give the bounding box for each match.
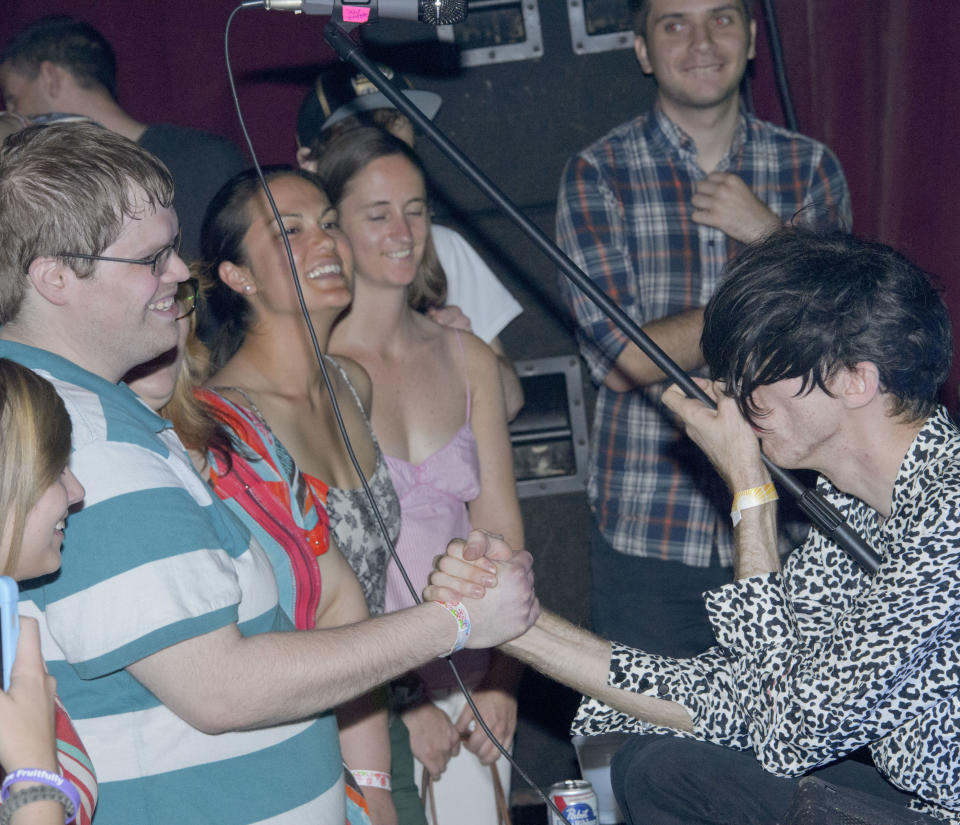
[158,279,233,467]
[0,360,72,576]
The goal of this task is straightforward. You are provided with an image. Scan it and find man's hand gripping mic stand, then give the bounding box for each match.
[323,22,880,575]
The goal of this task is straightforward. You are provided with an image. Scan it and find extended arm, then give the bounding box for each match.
[426,545,768,750]
[126,532,539,735]
[502,611,693,732]
[424,547,692,733]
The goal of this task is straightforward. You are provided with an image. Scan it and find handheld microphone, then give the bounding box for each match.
[261,0,467,25]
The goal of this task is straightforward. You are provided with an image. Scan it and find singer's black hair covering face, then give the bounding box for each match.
[701,227,952,424]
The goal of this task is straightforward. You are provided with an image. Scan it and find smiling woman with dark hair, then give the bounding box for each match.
[194,165,410,825]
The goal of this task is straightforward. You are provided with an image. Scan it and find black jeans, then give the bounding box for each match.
[610,734,917,825]
[589,518,731,658]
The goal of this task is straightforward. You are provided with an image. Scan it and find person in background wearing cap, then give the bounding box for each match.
[296,64,525,422]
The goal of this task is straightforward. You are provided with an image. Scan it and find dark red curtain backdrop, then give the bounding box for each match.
[1,2,344,163]
[749,1,960,409]
[4,1,960,407]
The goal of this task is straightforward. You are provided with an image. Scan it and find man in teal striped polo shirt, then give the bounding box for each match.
[0,120,539,825]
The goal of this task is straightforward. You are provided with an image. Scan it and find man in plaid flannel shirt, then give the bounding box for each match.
[556,0,851,657]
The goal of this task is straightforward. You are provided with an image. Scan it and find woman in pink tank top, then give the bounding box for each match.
[320,127,524,825]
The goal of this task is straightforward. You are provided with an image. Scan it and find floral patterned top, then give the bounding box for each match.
[199,387,331,631]
[319,358,400,616]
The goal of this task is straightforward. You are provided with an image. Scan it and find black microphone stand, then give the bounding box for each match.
[322,23,880,575]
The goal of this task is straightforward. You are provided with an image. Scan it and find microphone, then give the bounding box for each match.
[262,0,467,25]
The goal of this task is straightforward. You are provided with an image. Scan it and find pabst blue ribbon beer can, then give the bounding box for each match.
[548,779,599,825]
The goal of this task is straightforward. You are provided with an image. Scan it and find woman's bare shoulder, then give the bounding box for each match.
[422,313,493,359]
[431,325,501,414]
[325,354,373,411]
[204,362,249,403]
[205,349,263,390]
[456,327,500,376]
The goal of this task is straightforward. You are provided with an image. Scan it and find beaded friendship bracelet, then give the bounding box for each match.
[731,482,779,527]
[434,601,471,656]
[351,770,392,791]
[1,768,79,824]
[0,786,77,825]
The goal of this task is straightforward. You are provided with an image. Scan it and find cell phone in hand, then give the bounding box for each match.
[0,576,19,691]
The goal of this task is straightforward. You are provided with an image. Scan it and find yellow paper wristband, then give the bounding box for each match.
[731,482,778,527]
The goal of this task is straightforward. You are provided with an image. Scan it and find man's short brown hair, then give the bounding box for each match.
[0,121,173,323]
[1,16,118,99]
[631,0,754,38]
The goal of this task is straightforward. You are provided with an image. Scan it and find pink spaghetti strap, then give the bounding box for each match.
[453,329,471,424]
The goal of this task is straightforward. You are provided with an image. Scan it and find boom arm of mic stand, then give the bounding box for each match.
[322,24,880,575]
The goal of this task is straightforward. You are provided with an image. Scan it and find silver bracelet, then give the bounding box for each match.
[0,784,75,825]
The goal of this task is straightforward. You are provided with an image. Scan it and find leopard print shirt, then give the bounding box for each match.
[573,406,960,822]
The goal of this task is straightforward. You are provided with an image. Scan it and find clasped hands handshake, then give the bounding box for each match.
[424,530,539,651]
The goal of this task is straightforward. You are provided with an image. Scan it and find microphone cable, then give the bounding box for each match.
[761,0,798,132]
[225,5,569,821]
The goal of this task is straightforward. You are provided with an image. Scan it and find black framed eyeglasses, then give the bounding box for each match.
[175,278,199,321]
[59,230,183,277]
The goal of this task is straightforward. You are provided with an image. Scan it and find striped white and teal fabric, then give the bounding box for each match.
[4,342,344,825]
